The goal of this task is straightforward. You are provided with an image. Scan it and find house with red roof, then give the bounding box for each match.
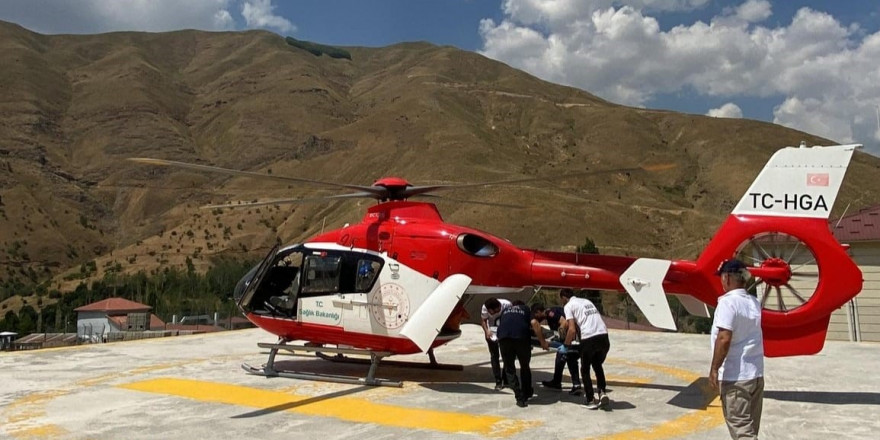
[74,298,165,343]
[829,205,880,342]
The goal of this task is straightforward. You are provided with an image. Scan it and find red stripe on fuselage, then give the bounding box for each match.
[247,313,457,354]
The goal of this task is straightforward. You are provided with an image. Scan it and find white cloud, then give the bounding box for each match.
[241,0,295,33]
[0,0,296,35]
[94,0,238,32]
[0,0,239,34]
[501,0,709,28]
[707,103,743,118]
[214,9,236,30]
[733,0,772,23]
[480,0,880,155]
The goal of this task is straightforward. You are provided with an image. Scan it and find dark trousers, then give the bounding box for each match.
[486,338,503,384]
[552,345,581,386]
[579,333,610,401]
[499,337,533,401]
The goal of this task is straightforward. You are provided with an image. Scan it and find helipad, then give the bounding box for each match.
[2,325,878,439]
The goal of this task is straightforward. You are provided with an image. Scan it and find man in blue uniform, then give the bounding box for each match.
[497,300,536,407]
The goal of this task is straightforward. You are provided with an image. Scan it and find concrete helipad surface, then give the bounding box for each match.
[2,324,879,439]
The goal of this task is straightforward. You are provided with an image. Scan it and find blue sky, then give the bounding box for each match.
[2,1,879,155]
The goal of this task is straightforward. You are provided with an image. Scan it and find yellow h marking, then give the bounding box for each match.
[119,378,538,437]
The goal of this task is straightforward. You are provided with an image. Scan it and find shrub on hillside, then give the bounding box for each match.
[285,37,351,60]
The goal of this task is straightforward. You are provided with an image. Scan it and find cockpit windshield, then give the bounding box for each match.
[239,245,384,318]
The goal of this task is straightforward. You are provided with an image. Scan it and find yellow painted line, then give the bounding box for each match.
[1,360,198,439]
[1,390,70,439]
[608,359,705,384]
[605,374,652,385]
[586,397,724,440]
[4,390,70,421]
[6,424,68,439]
[119,378,539,437]
[583,358,724,440]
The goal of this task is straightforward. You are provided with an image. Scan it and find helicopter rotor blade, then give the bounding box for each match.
[416,194,525,209]
[128,157,385,196]
[400,163,676,198]
[202,192,377,209]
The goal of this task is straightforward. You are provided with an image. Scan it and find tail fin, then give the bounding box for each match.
[695,144,863,356]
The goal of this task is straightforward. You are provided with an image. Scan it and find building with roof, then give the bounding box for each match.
[829,205,880,342]
[74,298,165,343]
[1,331,17,350]
[12,333,78,350]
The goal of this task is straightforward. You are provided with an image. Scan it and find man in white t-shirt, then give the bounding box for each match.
[561,288,610,410]
[482,297,512,390]
[709,259,765,440]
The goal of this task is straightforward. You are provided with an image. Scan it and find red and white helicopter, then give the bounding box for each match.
[133,143,862,386]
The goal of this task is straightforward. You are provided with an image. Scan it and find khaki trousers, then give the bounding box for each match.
[720,376,764,440]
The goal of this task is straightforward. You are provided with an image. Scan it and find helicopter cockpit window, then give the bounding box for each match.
[355,259,381,291]
[254,248,304,317]
[302,254,342,294]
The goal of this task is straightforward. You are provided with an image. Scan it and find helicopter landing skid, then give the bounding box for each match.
[242,342,402,387]
[315,348,463,371]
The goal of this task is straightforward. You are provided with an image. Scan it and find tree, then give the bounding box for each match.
[1,310,19,331]
[577,237,599,254]
[577,237,603,313]
[18,305,37,334]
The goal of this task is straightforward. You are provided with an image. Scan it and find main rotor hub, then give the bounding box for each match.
[372,177,413,201]
[372,177,411,188]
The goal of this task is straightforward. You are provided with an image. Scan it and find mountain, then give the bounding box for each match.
[2,20,880,305]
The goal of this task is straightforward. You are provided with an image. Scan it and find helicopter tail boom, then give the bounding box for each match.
[527,144,863,356]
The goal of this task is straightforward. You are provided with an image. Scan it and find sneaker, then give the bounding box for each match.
[584,398,600,410]
[516,400,527,408]
[599,392,610,409]
[541,380,562,390]
[568,385,583,395]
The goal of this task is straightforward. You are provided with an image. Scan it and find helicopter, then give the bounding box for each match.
[131,142,862,386]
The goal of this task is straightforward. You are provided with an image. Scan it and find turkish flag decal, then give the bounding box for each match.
[807,173,830,186]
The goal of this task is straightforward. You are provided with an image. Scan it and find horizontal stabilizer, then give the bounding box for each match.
[674,294,710,318]
[400,274,472,352]
[619,258,676,330]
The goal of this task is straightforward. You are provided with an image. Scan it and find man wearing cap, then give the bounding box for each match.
[709,259,765,440]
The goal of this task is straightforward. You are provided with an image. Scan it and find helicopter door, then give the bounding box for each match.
[377,223,394,254]
[237,243,281,311]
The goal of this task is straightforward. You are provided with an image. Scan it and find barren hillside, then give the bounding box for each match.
[1,20,879,304]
